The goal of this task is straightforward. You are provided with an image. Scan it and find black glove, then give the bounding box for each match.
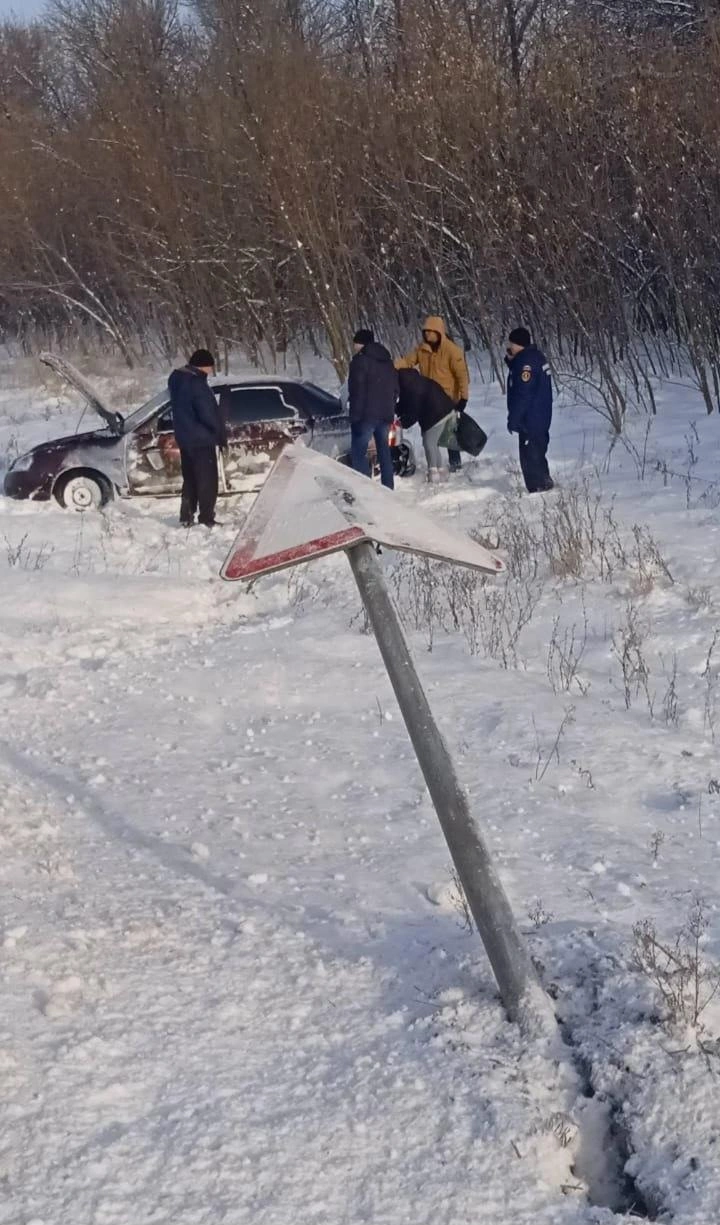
[456,398,467,413]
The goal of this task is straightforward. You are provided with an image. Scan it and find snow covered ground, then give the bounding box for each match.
[1,353,720,1224]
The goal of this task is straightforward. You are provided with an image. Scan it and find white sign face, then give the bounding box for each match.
[221,445,505,581]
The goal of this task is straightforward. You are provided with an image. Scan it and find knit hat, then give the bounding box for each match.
[188,348,215,368]
[353,328,374,346]
[508,327,531,348]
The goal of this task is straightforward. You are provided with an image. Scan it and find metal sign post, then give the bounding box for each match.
[222,445,556,1034]
[347,541,551,1031]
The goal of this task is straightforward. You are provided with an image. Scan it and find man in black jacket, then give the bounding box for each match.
[168,349,227,527]
[397,368,456,480]
[348,328,398,490]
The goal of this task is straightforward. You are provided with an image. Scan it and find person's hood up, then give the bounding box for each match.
[422,315,447,338]
[362,340,394,363]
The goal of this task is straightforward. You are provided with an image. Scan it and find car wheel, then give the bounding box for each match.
[394,443,416,478]
[55,471,112,511]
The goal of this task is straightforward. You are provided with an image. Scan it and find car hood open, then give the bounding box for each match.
[40,352,125,436]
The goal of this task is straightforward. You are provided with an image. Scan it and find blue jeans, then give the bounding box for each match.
[351,421,394,490]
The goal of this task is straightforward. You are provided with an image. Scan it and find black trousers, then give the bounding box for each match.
[518,431,553,493]
[180,447,219,525]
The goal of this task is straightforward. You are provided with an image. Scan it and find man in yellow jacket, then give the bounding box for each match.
[396,316,469,472]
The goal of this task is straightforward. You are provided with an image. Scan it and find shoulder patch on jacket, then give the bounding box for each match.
[521,365,533,383]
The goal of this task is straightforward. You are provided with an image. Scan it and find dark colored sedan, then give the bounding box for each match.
[3,354,354,510]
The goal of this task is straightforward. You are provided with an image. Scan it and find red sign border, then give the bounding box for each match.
[223,525,365,580]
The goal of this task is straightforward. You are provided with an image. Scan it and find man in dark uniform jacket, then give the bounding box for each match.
[505,327,554,493]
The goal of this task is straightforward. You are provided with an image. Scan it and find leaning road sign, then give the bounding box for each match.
[221,444,504,581]
[221,443,555,1038]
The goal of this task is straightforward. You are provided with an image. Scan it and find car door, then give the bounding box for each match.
[126,400,184,495]
[296,383,350,460]
[218,385,307,492]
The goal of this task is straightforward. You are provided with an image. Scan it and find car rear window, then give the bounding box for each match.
[220,387,295,424]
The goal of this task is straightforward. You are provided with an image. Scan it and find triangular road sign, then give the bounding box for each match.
[221,444,504,581]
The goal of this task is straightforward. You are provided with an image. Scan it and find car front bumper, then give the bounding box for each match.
[3,468,53,500]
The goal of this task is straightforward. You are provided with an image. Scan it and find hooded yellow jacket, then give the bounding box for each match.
[395,316,469,402]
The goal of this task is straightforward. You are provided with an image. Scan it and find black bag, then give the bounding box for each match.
[456,413,488,457]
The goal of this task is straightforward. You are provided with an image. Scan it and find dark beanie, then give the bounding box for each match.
[188,348,215,368]
[509,327,531,348]
[353,328,374,346]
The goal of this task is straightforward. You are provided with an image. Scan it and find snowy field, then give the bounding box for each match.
[1,353,720,1224]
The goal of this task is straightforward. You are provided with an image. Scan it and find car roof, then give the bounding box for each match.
[211,375,292,386]
[123,375,341,432]
[210,376,337,392]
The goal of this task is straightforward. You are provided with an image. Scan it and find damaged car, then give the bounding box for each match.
[4,355,416,510]
[3,355,353,510]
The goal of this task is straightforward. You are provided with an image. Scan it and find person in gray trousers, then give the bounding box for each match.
[397,368,456,482]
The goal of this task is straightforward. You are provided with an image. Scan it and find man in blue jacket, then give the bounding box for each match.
[168,349,227,527]
[505,327,554,493]
[348,328,398,490]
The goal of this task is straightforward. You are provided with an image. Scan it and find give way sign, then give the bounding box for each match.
[218,444,549,1031]
[221,444,504,581]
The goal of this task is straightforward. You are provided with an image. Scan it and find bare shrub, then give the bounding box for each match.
[390,556,446,652]
[570,759,595,789]
[660,654,680,728]
[474,505,539,582]
[3,532,53,570]
[1,431,20,471]
[482,478,670,593]
[449,867,475,933]
[702,629,719,743]
[475,577,545,667]
[547,599,590,695]
[685,586,714,613]
[528,898,554,929]
[540,486,590,578]
[541,1112,576,1150]
[612,601,654,715]
[533,707,575,782]
[631,524,674,589]
[349,605,370,635]
[390,555,544,667]
[648,830,665,863]
[632,899,720,1034]
[287,567,311,612]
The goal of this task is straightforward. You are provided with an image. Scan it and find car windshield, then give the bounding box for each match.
[122,390,169,433]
